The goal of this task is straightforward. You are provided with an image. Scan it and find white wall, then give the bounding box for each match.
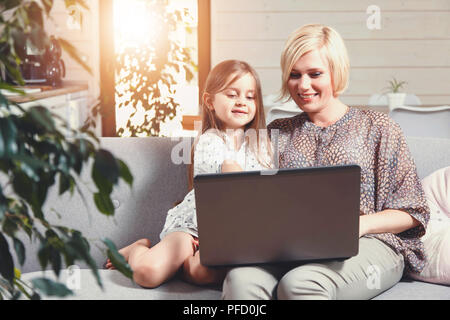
[211,0,450,106]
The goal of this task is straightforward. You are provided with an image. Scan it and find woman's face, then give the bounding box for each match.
[287,48,336,113]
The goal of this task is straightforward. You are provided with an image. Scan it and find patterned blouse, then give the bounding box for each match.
[267,107,430,274]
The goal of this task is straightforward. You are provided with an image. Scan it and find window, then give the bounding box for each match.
[100,0,209,137]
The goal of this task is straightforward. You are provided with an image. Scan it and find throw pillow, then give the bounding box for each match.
[408,166,450,285]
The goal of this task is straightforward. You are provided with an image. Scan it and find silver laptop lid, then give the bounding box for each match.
[194,165,360,267]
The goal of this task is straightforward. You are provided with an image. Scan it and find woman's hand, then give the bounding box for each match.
[359,215,369,238]
[359,210,420,238]
[182,250,227,285]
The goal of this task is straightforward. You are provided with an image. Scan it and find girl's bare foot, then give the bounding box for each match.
[105,238,151,269]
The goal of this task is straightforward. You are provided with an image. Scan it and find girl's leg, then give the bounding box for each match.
[182,250,229,286]
[128,231,195,288]
[276,237,405,300]
[105,238,151,269]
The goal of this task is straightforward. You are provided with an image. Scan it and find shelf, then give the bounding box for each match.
[6,81,89,104]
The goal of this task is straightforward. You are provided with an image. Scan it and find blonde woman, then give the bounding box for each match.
[222,24,430,300]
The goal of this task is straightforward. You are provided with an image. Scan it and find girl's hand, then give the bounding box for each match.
[221,159,243,173]
[192,237,199,252]
[182,250,227,285]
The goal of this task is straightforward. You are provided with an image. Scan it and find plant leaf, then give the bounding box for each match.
[59,173,71,195]
[38,242,49,270]
[0,233,15,283]
[28,106,56,132]
[58,37,92,74]
[0,117,18,157]
[93,192,114,216]
[102,238,133,279]
[117,159,133,186]
[31,278,73,297]
[49,246,62,277]
[13,238,25,266]
[66,231,102,288]
[94,149,119,185]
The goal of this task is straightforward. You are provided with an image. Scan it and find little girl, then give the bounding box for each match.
[106,60,273,288]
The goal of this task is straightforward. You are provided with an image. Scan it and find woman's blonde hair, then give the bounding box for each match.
[187,60,272,190]
[279,24,350,101]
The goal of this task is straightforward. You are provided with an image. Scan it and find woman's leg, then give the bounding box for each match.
[128,231,195,288]
[276,237,405,300]
[222,264,292,300]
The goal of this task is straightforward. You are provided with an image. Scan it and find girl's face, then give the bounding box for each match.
[210,72,257,131]
[287,48,337,113]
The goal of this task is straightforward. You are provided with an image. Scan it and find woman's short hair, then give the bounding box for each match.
[279,24,350,101]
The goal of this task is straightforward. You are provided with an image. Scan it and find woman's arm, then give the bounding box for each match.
[359,209,421,238]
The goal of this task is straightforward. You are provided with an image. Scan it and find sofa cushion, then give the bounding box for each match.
[408,167,450,285]
[20,269,222,300]
[372,280,450,300]
[20,269,450,300]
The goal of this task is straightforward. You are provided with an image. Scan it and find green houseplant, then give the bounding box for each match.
[0,0,133,299]
[383,77,407,111]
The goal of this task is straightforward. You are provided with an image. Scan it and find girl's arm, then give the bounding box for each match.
[359,209,421,238]
[221,159,243,173]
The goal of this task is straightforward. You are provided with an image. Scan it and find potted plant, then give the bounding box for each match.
[384,77,407,111]
[0,0,133,299]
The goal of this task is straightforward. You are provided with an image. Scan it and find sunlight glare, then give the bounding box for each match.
[113,0,158,48]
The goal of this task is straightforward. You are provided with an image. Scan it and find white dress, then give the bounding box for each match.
[159,130,272,239]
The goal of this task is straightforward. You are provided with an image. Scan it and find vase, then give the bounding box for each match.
[387,93,406,111]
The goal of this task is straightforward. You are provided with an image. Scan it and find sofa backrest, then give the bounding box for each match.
[405,136,450,178]
[19,137,191,273]
[17,136,450,273]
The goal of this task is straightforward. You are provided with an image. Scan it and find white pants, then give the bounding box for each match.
[222,237,404,300]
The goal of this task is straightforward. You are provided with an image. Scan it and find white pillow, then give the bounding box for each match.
[408,166,450,285]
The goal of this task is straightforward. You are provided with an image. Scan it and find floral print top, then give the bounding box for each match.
[267,107,430,273]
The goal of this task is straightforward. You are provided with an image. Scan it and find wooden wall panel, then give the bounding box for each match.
[211,0,450,105]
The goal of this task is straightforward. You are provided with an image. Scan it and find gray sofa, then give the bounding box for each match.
[20,136,450,300]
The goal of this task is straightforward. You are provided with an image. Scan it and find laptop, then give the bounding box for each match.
[193,165,360,267]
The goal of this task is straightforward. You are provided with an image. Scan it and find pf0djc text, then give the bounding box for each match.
[228,304,266,317]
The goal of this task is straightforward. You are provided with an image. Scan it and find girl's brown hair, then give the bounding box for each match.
[187,60,273,190]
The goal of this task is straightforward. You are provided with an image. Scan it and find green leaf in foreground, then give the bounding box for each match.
[118,159,133,186]
[0,233,14,282]
[102,238,133,279]
[31,278,73,297]
[93,192,114,216]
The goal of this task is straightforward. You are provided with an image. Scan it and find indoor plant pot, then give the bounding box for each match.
[387,92,406,111]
